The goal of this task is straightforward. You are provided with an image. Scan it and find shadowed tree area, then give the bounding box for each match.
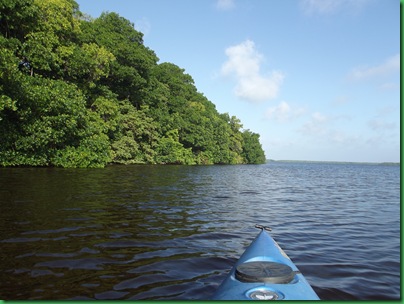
[0,0,266,167]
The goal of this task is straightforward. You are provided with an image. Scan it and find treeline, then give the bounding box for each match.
[0,0,266,167]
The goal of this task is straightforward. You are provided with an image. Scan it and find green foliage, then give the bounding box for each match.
[0,0,38,40]
[155,129,195,165]
[241,130,267,164]
[0,47,19,115]
[0,0,266,168]
[32,0,80,35]
[66,43,115,86]
[52,133,111,168]
[110,102,159,164]
[0,72,111,167]
[18,0,82,77]
[80,12,158,107]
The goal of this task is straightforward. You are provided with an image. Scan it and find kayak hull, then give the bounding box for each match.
[212,229,320,300]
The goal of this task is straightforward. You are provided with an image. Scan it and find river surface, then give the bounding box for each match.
[0,162,400,300]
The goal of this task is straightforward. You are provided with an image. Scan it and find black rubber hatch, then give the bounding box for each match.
[235,261,295,284]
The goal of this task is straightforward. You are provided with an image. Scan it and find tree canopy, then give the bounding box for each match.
[0,0,266,167]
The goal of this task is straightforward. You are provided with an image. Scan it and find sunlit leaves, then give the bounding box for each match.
[0,0,266,167]
[80,12,157,105]
[242,130,266,164]
[0,75,112,167]
[33,0,80,35]
[67,43,115,86]
[23,31,59,72]
[155,129,195,165]
[52,133,111,168]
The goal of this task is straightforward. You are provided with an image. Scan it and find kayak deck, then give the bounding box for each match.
[212,226,320,300]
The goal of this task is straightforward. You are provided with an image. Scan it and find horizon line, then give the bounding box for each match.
[267,159,400,165]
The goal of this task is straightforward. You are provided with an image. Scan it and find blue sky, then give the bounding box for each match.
[76,0,400,163]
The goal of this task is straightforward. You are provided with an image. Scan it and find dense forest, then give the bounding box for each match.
[0,0,266,167]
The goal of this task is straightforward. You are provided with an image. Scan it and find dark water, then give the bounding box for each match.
[0,162,400,300]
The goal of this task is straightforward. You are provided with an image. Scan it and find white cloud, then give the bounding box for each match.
[135,17,151,37]
[266,101,306,122]
[301,0,341,14]
[332,96,350,106]
[221,40,262,78]
[266,101,290,121]
[298,112,361,148]
[301,0,371,15]
[367,107,399,133]
[221,40,284,102]
[312,112,327,122]
[348,54,400,81]
[216,0,235,11]
[299,112,329,135]
[367,119,396,131]
[379,82,399,91]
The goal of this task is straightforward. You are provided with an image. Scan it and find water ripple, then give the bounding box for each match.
[0,163,399,300]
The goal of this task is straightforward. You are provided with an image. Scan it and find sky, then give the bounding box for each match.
[75,0,400,163]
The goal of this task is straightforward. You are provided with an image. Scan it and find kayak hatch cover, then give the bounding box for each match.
[212,225,320,300]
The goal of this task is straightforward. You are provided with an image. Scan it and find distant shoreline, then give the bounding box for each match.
[267,159,400,166]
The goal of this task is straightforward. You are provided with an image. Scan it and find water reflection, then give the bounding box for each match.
[0,163,400,300]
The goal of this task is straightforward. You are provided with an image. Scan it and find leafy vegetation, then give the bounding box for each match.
[0,0,266,167]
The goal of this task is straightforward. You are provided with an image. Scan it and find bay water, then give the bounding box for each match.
[0,162,400,300]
